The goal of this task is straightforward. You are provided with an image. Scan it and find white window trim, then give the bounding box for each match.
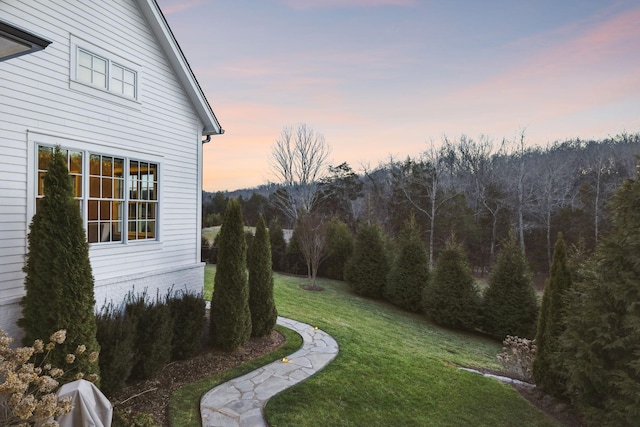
[26,130,163,254]
[69,35,142,109]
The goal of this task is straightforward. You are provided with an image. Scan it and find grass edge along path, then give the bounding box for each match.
[168,325,302,427]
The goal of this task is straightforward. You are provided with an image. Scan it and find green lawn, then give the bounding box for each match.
[201,265,559,426]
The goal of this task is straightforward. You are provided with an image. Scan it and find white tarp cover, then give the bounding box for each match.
[56,379,113,427]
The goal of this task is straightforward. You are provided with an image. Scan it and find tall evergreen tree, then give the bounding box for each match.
[482,233,539,339]
[318,217,354,280]
[561,166,640,426]
[19,146,100,382]
[385,216,430,312]
[344,222,389,298]
[268,217,287,272]
[210,199,252,351]
[533,232,573,397]
[248,215,278,337]
[423,238,480,331]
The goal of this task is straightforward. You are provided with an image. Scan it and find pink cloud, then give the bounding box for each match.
[279,0,417,10]
[159,0,206,15]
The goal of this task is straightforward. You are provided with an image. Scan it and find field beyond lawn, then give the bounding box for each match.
[204,266,560,426]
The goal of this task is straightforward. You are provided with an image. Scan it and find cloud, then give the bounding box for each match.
[279,0,417,10]
[159,0,206,15]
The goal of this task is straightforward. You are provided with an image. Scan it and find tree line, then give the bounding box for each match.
[204,131,640,277]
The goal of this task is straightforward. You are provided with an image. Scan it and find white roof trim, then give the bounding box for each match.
[136,0,223,136]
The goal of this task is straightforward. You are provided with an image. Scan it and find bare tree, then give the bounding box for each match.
[296,210,330,289]
[396,139,457,267]
[270,124,331,222]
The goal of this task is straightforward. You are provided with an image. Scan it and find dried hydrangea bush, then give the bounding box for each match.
[0,328,98,426]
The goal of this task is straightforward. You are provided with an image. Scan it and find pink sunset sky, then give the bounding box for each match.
[156,0,640,192]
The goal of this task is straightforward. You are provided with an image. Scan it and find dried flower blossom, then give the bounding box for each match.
[32,339,44,354]
[74,372,84,380]
[87,373,99,383]
[49,330,66,345]
[49,368,64,378]
[75,344,86,355]
[88,351,99,363]
[64,354,76,364]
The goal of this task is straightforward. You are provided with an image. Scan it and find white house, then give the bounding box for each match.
[0,0,223,339]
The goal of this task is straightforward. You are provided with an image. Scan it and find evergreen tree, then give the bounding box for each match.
[482,233,539,339]
[561,167,640,426]
[344,222,389,298]
[386,216,430,312]
[19,146,100,382]
[423,238,480,331]
[268,217,287,272]
[210,199,252,351]
[248,215,278,337]
[319,217,354,280]
[533,232,573,397]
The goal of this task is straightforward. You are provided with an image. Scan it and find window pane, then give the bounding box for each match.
[88,222,98,243]
[146,221,155,238]
[112,201,122,220]
[38,146,53,170]
[102,156,113,176]
[78,67,91,83]
[114,158,124,178]
[124,84,134,98]
[111,222,122,242]
[114,178,123,199]
[100,200,110,220]
[78,50,92,67]
[128,202,137,219]
[72,175,82,197]
[111,79,123,94]
[89,176,100,198]
[37,172,46,196]
[124,69,135,84]
[90,154,100,175]
[88,200,98,221]
[102,177,112,198]
[94,71,106,88]
[94,56,106,74]
[69,151,82,174]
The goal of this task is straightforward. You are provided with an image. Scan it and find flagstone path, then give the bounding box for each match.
[200,316,339,427]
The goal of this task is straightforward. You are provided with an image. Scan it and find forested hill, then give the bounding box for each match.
[203,133,640,275]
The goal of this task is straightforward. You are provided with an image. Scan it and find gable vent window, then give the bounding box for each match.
[71,36,140,103]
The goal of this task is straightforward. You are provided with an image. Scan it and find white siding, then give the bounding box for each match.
[0,0,208,333]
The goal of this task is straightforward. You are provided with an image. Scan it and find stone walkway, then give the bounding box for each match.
[200,316,339,427]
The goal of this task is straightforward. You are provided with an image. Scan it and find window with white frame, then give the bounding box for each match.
[71,37,139,101]
[36,145,158,244]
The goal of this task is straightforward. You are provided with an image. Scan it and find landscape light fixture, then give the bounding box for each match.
[0,21,51,62]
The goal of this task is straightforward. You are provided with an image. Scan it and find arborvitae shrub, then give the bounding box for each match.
[423,238,480,331]
[248,215,278,337]
[245,230,255,261]
[166,289,206,360]
[210,199,252,351]
[533,233,573,397]
[268,218,287,272]
[125,291,173,380]
[19,146,100,383]
[319,217,354,280]
[285,226,307,275]
[344,222,389,298]
[482,233,539,339]
[386,216,429,312]
[561,169,640,426]
[95,302,136,396]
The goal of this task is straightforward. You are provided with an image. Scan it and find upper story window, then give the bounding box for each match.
[70,35,140,105]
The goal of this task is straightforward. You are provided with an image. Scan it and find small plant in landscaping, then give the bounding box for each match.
[96,302,137,396]
[166,289,206,360]
[0,327,98,426]
[496,335,536,383]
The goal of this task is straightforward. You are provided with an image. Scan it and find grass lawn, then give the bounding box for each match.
[202,265,559,426]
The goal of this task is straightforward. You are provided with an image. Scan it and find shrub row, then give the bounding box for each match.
[96,288,205,397]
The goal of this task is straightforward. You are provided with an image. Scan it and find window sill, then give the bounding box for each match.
[70,80,141,110]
